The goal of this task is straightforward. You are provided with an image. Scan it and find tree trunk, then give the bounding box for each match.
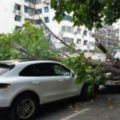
[87,41,120,80]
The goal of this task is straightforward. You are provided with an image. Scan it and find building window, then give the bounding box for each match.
[24,6,31,13]
[61,26,73,33]
[64,15,72,21]
[83,30,87,36]
[77,39,81,44]
[62,26,65,32]
[35,19,42,24]
[115,29,119,37]
[67,26,73,33]
[25,0,30,2]
[83,40,87,45]
[15,15,21,21]
[24,6,29,13]
[15,26,21,31]
[63,37,73,44]
[44,6,49,13]
[44,17,49,23]
[36,0,42,4]
[77,28,81,34]
[25,0,36,4]
[15,4,21,11]
[24,6,34,13]
[35,9,42,14]
[24,6,34,16]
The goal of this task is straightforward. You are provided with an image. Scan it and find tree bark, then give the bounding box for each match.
[87,59,120,75]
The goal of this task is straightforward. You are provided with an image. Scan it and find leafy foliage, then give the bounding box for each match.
[63,54,105,93]
[51,0,120,29]
[0,34,19,59]
[0,22,59,60]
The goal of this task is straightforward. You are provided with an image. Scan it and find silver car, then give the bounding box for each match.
[0,60,88,120]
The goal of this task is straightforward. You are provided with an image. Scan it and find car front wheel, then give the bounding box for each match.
[9,94,38,120]
[80,83,99,100]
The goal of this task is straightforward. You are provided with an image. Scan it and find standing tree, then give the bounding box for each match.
[51,0,120,29]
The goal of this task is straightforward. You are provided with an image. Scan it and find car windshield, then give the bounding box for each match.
[0,63,14,75]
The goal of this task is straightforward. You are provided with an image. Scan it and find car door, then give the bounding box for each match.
[52,63,80,99]
[19,63,59,103]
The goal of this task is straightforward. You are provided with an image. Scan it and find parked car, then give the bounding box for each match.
[105,73,120,86]
[0,60,91,120]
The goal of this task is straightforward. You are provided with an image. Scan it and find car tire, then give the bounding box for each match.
[9,93,38,120]
[80,83,98,100]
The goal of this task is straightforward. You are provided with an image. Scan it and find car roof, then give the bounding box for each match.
[18,60,60,65]
[0,60,61,66]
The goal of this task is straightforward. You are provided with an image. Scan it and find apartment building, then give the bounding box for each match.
[0,0,95,51]
[113,20,120,41]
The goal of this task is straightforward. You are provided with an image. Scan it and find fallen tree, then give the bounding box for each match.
[87,41,120,81]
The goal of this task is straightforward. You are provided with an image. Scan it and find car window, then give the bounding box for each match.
[19,63,70,77]
[53,64,70,76]
[19,63,55,76]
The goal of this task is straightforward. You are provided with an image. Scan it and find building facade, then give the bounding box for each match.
[113,20,120,41]
[93,26,119,50]
[0,0,95,51]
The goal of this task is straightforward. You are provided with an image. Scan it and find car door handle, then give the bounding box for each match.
[58,80,64,82]
[32,81,40,85]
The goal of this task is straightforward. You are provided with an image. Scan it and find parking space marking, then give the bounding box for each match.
[61,108,90,120]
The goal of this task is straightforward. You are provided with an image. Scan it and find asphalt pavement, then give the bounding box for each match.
[1,86,120,120]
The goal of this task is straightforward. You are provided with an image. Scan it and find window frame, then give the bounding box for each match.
[44,6,49,13]
[44,17,49,23]
[35,8,42,14]
[15,15,21,21]
[15,4,21,11]
[53,64,71,76]
[19,63,71,77]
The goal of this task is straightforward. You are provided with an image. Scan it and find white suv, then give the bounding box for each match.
[0,60,85,120]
